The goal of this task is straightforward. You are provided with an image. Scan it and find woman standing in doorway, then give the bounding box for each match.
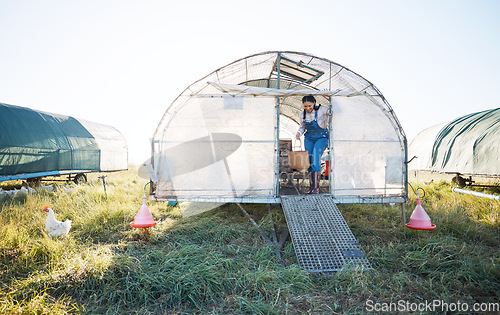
[295,95,330,194]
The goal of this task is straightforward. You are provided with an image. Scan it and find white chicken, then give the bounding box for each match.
[43,206,72,237]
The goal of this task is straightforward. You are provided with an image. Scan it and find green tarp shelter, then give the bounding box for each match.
[409,107,500,176]
[0,103,128,179]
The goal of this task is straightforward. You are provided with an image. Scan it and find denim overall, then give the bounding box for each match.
[304,107,329,173]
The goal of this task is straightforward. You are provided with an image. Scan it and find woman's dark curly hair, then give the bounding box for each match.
[301,95,316,104]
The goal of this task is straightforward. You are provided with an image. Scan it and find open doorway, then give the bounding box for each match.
[278,136,330,196]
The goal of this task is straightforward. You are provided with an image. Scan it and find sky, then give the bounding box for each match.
[0,0,499,165]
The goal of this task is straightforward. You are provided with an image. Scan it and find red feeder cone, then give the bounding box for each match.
[406,198,436,230]
[130,197,156,228]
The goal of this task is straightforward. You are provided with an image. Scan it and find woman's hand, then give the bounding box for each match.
[295,132,301,140]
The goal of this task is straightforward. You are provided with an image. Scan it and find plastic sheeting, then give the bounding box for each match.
[0,103,128,177]
[409,108,500,176]
[154,96,276,199]
[151,51,407,203]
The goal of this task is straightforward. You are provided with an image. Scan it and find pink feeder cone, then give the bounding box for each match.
[130,197,156,228]
[406,198,436,230]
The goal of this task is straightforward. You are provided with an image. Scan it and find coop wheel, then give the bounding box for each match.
[73,173,87,184]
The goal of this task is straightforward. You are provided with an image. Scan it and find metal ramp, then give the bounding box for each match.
[281,195,371,273]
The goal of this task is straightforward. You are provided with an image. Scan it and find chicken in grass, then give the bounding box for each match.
[43,206,72,237]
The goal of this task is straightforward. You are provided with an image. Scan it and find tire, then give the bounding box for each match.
[73,173,87,184]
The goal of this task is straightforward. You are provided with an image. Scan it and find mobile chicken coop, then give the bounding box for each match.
[149,51,408,272]
[150,51,407,204]
[0,103,128,183]
[409,107,500,182]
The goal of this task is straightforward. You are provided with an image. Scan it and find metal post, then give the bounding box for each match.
[401,203,406,228]
[237,203,273,244]
[403,138,409,227]
[98,175,107,198]
[404,137,409,202]
[328,62,334,195]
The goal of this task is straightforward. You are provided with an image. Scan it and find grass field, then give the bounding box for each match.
[1,169,498,314]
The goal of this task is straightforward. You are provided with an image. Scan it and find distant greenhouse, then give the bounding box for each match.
[0,103,128,182]
[408,107,500,176]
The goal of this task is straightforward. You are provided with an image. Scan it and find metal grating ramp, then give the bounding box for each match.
[281,195,371,273]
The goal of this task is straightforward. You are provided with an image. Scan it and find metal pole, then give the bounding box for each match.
[401,203,406,227]
[404,138,409,202]
[98,176,107,198]
[237,203,273,244]
[328,62,334,195]
[452,187,500,200]
[276,53,281,197]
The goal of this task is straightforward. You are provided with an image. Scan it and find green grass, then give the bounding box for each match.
[1,171,498,314]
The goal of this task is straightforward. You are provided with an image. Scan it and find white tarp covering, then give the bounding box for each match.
[78,119,128,171]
